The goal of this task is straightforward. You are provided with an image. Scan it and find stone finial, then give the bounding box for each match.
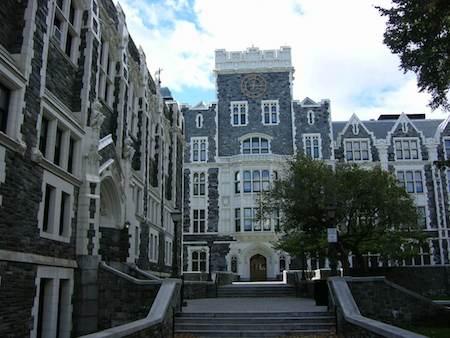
[90,100,105,130]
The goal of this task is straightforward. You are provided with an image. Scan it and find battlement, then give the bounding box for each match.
[215,46,292,73]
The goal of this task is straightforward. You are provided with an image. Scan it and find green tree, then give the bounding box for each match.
[259,155,426,273]
[377,0,450,111]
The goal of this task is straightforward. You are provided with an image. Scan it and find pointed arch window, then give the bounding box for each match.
[196,114,203,128]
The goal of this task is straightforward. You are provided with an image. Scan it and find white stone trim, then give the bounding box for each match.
[230,100,248,127]
[302,133,322,159]
[0,249,77,268]
[215,46,292,73]
[30,265,74,338]
[37,170,75,243]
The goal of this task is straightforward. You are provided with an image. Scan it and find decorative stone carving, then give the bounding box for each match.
[90,100,105,131]
[123,136,135,160]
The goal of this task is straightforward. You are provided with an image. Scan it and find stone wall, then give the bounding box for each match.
[349,266,450,298]
[216,72,294,157]
[182,280,216,299]
[348,278,449,326]
[97,267,160,330]
[0,0,27,54]
[0,261,37,338]
[98,227,130,262]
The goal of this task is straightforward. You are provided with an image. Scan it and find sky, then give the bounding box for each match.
[117,0,448,121]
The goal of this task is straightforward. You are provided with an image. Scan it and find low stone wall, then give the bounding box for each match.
[215,271,239,285]
[97,266,160,330]
[349,266,450,298]
[0,261,37,338]
[98,227,130,263]
[183,272,209,281]
[348,277,449,326]
[183,281,216,299]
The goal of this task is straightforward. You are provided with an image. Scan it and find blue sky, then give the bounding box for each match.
[118,0,447,121]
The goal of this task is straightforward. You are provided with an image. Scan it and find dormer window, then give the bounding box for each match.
[345,139,370,162]
[307,110,314,125]
[196,114,203,128]
[394,138,419,160]
[241,137,270,154]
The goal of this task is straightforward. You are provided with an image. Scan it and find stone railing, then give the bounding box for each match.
[328,277,426,338]
[80,262,181,338]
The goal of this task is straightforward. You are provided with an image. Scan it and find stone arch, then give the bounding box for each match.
[99,175,123,229]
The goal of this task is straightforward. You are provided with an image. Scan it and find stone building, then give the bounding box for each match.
[0,0,183,337]
[182,46,450,281]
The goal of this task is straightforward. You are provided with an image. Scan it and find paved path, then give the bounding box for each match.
[183,297,327,313]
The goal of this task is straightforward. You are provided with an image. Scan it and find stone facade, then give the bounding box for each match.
[0,1,183,337]
[182,46,450,282]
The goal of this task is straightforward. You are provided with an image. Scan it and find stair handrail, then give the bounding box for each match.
[99,262,161,285]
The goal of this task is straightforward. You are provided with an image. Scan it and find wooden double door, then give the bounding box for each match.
[250,254,267,281]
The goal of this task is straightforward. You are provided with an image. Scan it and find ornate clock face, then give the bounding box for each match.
[241,74,267,99]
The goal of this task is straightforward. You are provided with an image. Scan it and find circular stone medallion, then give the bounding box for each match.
[240,74,267,98]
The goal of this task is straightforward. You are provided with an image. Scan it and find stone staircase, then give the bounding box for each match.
[217,283,296,297]
[174,311,336,337]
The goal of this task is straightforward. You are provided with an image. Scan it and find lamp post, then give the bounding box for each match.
[170,211,182,278]
[206,239,214,281]
[326,207,338,277]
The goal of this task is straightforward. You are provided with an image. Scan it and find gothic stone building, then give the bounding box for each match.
[182,46,450,281]
[0,0,183,337]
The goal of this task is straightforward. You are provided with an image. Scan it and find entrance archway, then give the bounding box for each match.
[250,254,267,281]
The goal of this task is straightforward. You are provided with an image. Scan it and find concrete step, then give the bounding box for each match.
[177,311,333,318]
[174,329,336,337]
[175,322,335,331]
[175,315,335,324]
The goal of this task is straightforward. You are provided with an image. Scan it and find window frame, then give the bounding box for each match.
[230,101,248,127]
[192,208,207,233]
[303,133,322,159]
[393,137,421,161]
[188,247,209,272]
[241,137,271,155]
[443,137,450,160]
[344,138,371,162]
[191,137,208,163]
[98,40,115,107]
[396,169,424,194]
[261,100,280,125]
[192,172,206,197]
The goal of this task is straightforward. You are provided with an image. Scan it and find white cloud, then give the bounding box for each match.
[118,0,447,120]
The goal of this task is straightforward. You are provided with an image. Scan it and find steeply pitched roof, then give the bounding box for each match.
[332,119,444,140]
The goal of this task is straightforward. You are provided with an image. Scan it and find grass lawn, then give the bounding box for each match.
[401,325,450,338]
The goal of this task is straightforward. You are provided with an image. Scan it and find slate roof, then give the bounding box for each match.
[332,119,444,140]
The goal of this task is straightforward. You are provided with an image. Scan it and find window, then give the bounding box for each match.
[261,100,279,125]
[417,206,427,229]
[230,101,248,126]
[0,84,10,133]
[231,256,238,273]
[196,114,203,128]
[193,209,206,233]
[303,134,321,159]
[193,172,206,196]
[235,208,241,232]
[192,250,207,272]
[394,138,419,160]
[397,170,423,193]
[279,255,286,272]
[444,138,450,160]
[239,169,274,193]
[165,240,173,266]
[135,187,142,215]
[243,208,254,231]
[134,226,139,257]
[52,0,80,61]
[98,40,114,106]
[32,267,73,338]
[241,137,270,154]
[345,139,370,162]
[38,114,80,175]
[234,171,240,193]
[307,110,314,125]
[191,137,208,162]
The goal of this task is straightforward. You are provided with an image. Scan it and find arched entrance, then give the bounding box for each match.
[250,254,267,281]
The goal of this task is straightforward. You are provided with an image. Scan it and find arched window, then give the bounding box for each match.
[241,137,270,154]
[279,255,286,272]
[196,114,203,128]
[231,256,238,273]
[193,172,206,196]
[192,250,207,272]
[307,110,314,125]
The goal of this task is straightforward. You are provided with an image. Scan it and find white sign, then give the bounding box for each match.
[327,228,338,243]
